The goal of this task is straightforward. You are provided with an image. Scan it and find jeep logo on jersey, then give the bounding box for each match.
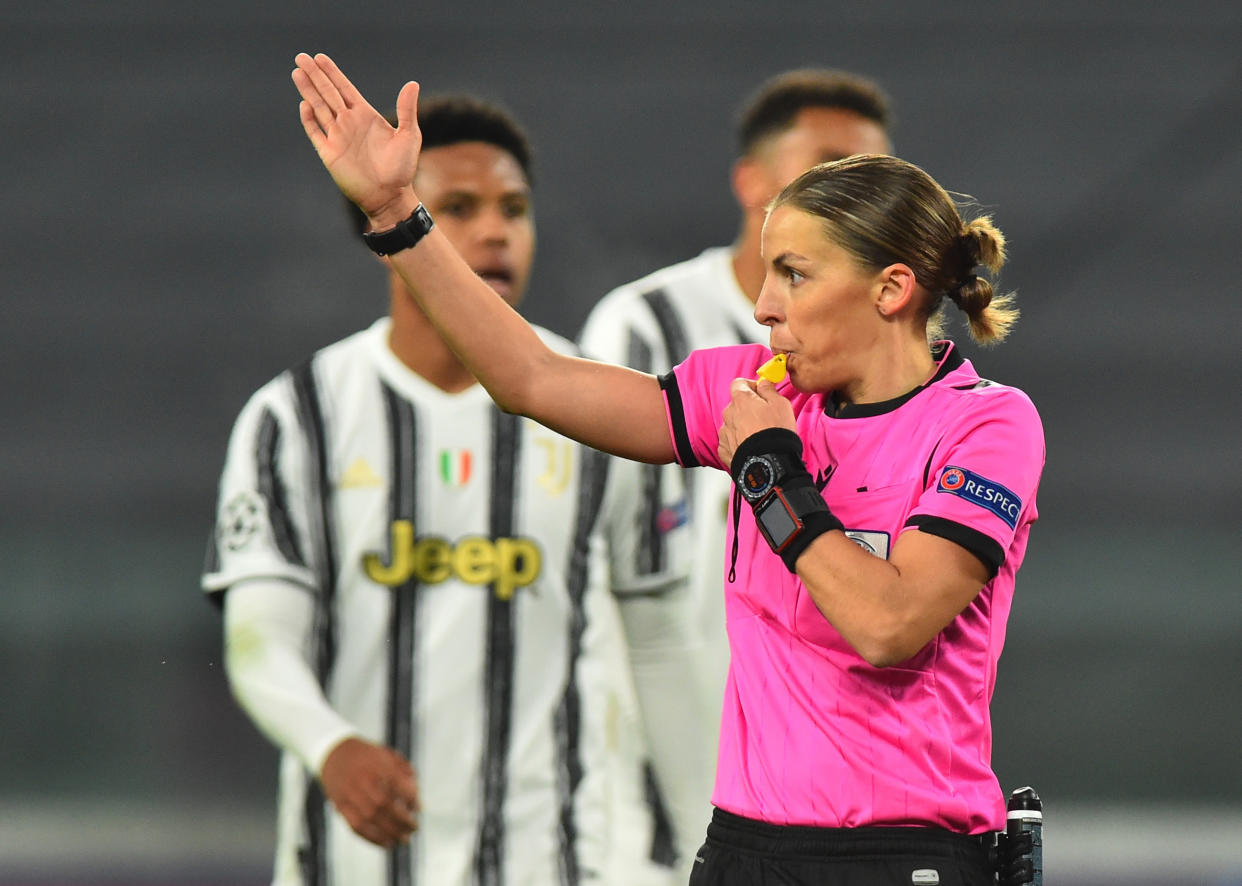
[363,520,542,600]
[936,466,1021,529]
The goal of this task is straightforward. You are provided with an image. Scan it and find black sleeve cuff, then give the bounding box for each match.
[657,371,700,468]
[904,514,1004,579]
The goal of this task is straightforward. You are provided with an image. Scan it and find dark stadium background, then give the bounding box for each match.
[2,2,1240,884]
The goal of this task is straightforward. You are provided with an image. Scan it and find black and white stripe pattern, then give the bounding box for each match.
[623,322,669,577]
[553,445,610,885]
[382,383,421,886]
[475,409,523,886]
[290,360,338,886]
[640,288,691,366]
[255,407,305,567]
[206,319,682,884]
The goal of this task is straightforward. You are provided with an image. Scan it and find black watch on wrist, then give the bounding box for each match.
[362,204,435,256]
[731,431,840,566]
[753,484,828,553]
[737,452,801,504]
[738,452,827,552]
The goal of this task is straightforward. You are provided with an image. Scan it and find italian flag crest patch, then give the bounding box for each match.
[439,449,473,486]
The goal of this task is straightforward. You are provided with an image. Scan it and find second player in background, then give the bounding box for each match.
[578,70,894,794]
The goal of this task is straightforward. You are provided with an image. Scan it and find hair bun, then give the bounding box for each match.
[961,217,1006,273]
[956,272,995,316]
[948,273,977,307]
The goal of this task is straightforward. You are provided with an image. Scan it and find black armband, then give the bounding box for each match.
[729,428,843,572]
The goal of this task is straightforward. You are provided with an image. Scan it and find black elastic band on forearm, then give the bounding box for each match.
[729,428,843,572]
[729,428,803,476]
[775,507,842,571]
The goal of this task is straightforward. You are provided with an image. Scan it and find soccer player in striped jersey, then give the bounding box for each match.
[578,70,893,780]
[204,95,711,886]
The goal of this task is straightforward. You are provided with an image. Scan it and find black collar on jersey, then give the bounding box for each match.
[824,341,965,419]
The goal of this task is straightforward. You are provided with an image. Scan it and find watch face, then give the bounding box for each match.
[740,455,776,501]
[755,491,800,551]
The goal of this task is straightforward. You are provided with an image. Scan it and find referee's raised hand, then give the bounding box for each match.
[291,52,423,232]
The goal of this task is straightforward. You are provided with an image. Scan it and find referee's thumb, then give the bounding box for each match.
[753,378,782,399]
[730,377,759,397]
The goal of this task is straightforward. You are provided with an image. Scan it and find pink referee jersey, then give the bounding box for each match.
[659,342,1044,834]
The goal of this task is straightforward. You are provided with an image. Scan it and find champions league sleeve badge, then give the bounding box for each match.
[936,466,1022,529]
[219,490,265,551]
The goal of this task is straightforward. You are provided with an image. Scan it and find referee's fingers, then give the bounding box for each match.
[753,377,780,399]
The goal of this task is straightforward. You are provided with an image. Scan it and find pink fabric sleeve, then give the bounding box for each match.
[661,344,774,470]
[906,387,1045,561]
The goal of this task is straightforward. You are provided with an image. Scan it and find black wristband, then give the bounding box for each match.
[775,507,842,572]
[362,204,435,256]
[729,428,843,572]
[729,427,804,477]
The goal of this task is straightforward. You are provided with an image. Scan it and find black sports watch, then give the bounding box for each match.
[738,451,801,503]
[752,483,835,554]
[362,204,435,256]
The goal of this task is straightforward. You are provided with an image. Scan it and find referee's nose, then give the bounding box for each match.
[754,274,785,330]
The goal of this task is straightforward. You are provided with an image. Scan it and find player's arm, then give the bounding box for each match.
[615,589,717,875]
[291,52,673,464]
[223,578,419,846]
[604,459,716,873]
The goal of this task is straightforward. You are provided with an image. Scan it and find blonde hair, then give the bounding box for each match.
[773,154,1019,345]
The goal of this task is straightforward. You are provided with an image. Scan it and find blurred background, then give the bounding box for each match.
[3,1,1240,884]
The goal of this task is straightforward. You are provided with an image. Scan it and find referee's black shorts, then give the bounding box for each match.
[688,807,994,886]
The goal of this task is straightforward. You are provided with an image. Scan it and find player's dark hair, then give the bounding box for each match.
[736,69,893,156]
[774,154,1018,344]
[345,95,533,240]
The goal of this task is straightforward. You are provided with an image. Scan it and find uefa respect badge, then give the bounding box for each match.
[936,466,1022,529]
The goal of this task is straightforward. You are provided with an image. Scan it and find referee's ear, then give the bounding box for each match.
[874,262,918,317]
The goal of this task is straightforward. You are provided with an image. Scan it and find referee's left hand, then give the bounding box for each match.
[718,378,796,467]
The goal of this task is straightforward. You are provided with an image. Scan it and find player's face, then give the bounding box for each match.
[755,205,880,393]
[413,142,534,306]
[756,107,891,201]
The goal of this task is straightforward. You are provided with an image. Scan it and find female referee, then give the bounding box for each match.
[292,52,1044,886]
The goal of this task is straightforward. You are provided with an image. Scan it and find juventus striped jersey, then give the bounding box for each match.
[580,247,767,778]
[203,318,690,886]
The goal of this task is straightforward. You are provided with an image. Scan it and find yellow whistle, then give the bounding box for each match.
[755,353,787,384]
